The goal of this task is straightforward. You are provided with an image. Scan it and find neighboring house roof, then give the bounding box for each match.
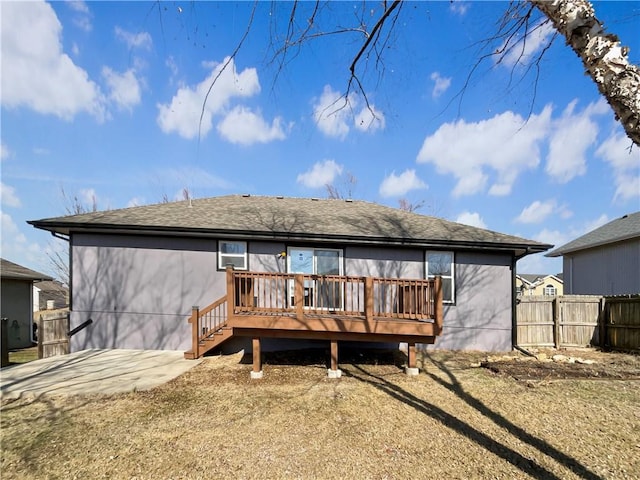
[29,195,551,256]
[547,212,640,257]
[1,258,52,281]
[516,273,563,287]
[34,280,68,295]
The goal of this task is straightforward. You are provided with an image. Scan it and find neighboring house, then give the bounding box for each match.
[547,212,640,295]
[516,274,564,296]
[29,195,550,363]
[33,280,69,311]
[1,258,53,349]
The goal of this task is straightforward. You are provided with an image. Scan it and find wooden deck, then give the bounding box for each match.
[184,267,443,372]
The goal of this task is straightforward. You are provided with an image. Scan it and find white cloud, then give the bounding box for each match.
[379,169,427,198]
[515,199,573,224]
[533,214,610,250]
[1,212,43,267]
[313,85,385,139]
[127,197,145,208]
[114,26,152,50]
[515,200,556,224]
[545,99,609,183]
[157,57,260,139]
[217,106,287,146]
[449,2,469,16]
[430,72,451,99]
[595,128,640,202]
[354,105,386,133]
[1,182,22,207]
[0,1,106,121]
[297,160,344,189]
[313,86,352,139]
[416,106,552,197]
[1,144,11,160]
[455,211,487,229]
[102,67,142,112]
[501,20,555,68]
[67,1,92,32]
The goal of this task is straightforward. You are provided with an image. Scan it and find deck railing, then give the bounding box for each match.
[188,268,443,358]
[229,267,442,325]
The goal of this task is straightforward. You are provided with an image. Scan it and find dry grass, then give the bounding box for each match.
[7,347,38,365]
[1,348,639,480]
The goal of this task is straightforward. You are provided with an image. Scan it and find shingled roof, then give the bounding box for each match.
[29,195,551,255]
[1,258,52,281]
[547,211,640,257]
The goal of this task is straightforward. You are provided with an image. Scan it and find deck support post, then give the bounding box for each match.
[405,343,419,376]
[327,339,341,378]
[251,337,263,379]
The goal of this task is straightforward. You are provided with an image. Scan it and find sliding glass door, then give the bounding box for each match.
[287,248,343,309]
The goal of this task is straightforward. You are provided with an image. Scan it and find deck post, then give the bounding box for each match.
[251,337,263,379]
[294,274,304,321]
[364,277,374,324]
[405,343,419,375]
[226,265,235,321]
[434,276,443,335]
[327,339,341,378]
[191,306,200,359]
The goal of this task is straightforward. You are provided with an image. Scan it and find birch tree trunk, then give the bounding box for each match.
[531,0,640,146]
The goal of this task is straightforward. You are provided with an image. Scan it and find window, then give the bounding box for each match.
[544,284,557,296]
[218,241,247,270]
[426,251,454,303]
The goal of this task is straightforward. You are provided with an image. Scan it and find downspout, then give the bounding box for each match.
[511,248,532,350]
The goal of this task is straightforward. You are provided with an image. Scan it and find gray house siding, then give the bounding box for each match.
[0,279,34,349]
[563,239,640,295]
[69,234,515,353]
[70,234,221,352]
[422,251,513,352]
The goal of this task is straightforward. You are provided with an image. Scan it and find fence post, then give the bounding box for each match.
[37,313,44,359]
[598,297,607,348]
[552,297,561,348]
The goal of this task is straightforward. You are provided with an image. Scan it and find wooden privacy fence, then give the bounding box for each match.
[516,295,640,350]
[37,311,69,359]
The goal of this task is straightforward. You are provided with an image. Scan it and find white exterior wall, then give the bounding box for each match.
[563,239,640,295]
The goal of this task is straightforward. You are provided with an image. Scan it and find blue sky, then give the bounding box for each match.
[1,0,639,279]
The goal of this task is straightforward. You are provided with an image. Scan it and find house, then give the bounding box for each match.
[546,212,640,295]
[34,280,69,311]
[516,273,564,296]
[1,258,52,350]
[29,195,550,373]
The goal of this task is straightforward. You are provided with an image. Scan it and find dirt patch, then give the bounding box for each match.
[481,348,640,381]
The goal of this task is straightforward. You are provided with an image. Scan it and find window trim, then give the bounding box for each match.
[544,284,557,296]
[217,240,248,271]
[425,250,455,304]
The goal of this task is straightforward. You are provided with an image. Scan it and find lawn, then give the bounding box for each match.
[7,347,38,365]
[1,348,638,479]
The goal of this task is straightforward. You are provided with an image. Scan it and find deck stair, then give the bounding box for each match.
[183,296,233,359]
